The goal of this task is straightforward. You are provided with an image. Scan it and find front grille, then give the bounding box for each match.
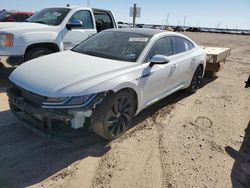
[10,85,46,106]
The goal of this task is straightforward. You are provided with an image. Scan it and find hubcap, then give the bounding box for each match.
[106,95,132,137]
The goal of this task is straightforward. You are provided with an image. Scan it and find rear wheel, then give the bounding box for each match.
[24,47,53,62]
[186,66,203,93]
[92,90,136,140]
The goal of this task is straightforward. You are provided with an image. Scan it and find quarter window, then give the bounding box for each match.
[145,37,173,62]
[69,10,94,29]
[172,37,194,54]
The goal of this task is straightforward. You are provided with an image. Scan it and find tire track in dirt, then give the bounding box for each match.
[90,103,175,188]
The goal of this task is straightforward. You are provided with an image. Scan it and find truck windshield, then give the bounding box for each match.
[0,11,11,21]
[27,8,70,26]
[72,31,151,62]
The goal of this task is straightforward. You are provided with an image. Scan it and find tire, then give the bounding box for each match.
[91,90,136,140]
[24,47,53,62]
[186,65,203,93]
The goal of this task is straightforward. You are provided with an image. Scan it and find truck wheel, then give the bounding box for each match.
[92,90,136,140]
[25,47,53,62]
[186,65,203,94]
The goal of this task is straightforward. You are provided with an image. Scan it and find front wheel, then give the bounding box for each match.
[186,66,203,93]
[24,47,53,62]
[92,90,136,140]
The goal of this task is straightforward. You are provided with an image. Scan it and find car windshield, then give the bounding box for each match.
[0,11,11,21]
[27,8,70,26]
[72,31,151,62]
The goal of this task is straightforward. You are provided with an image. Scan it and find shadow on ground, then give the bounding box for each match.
[0,115,109,188]
[226,121,250,188]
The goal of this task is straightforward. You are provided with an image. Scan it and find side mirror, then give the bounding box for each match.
[66,19,83,30]
[149,55,170,67]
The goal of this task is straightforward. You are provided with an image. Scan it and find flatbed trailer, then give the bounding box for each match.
[201,46,231,78]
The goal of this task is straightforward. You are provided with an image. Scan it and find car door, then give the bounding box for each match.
[140,36,176,107]
[171,36,196,87]
[62,10,97,50]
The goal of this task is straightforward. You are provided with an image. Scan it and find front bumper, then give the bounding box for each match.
[7,86,105,130]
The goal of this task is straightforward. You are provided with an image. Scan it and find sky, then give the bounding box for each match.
[0,0,250,29]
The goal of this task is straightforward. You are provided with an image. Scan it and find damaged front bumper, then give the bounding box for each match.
[7,86,106,130]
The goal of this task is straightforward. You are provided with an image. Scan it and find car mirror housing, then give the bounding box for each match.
[149,55,170,67]
[66,19,83,30]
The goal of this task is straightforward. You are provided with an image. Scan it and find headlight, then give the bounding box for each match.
[0,33,14,47]
[42,94,96,107]
[66,95,94,106]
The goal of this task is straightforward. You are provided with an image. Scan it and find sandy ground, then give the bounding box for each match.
[0,32,249,188]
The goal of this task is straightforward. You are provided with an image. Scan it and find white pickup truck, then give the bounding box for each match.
[0,6,117,67]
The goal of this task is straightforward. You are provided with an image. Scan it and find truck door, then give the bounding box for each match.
[62,10,97,50]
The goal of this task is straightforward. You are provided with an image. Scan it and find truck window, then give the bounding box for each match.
[94,12,114,32]
[69,10,94,29]
[27,8,70,26]
[12,14,30,22]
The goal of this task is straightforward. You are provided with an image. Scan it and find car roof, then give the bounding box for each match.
[105,28,166,36]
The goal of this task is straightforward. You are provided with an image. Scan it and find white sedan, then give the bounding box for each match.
[8,28,206,140]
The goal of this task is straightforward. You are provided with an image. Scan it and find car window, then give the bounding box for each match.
[69,10,94,29]
[12,14,30,22]
[186,39,194,50]
[172,36,194,54]
[94,12,114,32]
[145,37,173,62]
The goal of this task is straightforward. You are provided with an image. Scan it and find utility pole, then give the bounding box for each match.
[217,22,220,29]
[166,13,169,26]
[132,4,136,28]
[87,0,90,7]
[183,16,186,27]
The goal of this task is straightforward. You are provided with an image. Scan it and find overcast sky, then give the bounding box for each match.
[1,0,250,29]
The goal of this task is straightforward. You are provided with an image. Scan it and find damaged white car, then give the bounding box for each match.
[8,28,206,140]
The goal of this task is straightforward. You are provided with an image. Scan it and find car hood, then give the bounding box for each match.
[0,22,50,32]
[9,51,139,97]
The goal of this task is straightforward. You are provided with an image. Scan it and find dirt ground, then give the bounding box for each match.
[0,32,249,188]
